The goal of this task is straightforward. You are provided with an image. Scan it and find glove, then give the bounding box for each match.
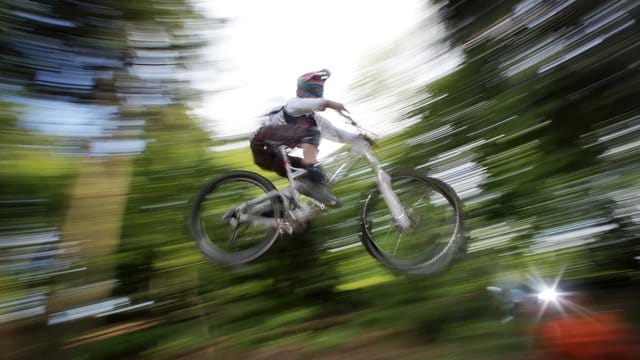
[360,134,378,148]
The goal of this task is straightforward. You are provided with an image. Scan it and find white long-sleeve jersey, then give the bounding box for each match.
[264,98,361,145]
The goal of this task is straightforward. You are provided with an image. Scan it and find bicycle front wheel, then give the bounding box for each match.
[188,171,283,266]
[361,169,465,275]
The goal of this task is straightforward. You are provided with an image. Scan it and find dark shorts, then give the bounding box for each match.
[250,120,320,178]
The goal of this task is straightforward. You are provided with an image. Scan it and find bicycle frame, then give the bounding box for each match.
[320,143,412,230]
[229,139,412,233]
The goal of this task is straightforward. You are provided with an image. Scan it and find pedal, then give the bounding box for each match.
[306,198,326,211]
[278,220,294,235]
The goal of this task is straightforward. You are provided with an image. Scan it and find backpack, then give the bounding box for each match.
[262,106,285,126]
[262,105,316,127]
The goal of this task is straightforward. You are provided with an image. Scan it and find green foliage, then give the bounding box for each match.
[3,0,639,359]
[0,102,77,229]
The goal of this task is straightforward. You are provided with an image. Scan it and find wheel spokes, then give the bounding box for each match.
[190,172,284,266]
[362,172,463,273]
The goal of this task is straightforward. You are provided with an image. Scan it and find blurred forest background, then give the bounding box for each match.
[1,0,639,359]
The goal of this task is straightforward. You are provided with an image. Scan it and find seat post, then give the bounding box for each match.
[279,146,297,185]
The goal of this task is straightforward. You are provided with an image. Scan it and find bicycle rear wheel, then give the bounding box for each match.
[361,169,465,275]
[188,171,283,266]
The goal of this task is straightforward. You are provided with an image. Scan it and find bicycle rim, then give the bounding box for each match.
[189,171,282,266]
[361,170,464,275]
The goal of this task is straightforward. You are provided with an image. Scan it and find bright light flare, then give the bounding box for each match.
[537,287,560,303]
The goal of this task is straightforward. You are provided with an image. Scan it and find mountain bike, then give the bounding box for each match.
[187,116,465,275]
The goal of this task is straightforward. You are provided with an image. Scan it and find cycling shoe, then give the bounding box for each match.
[294,178,340,208]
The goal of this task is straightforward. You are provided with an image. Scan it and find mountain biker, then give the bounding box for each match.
[250,69,374,207]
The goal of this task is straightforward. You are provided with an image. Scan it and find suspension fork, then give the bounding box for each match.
[360,148,412,230]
